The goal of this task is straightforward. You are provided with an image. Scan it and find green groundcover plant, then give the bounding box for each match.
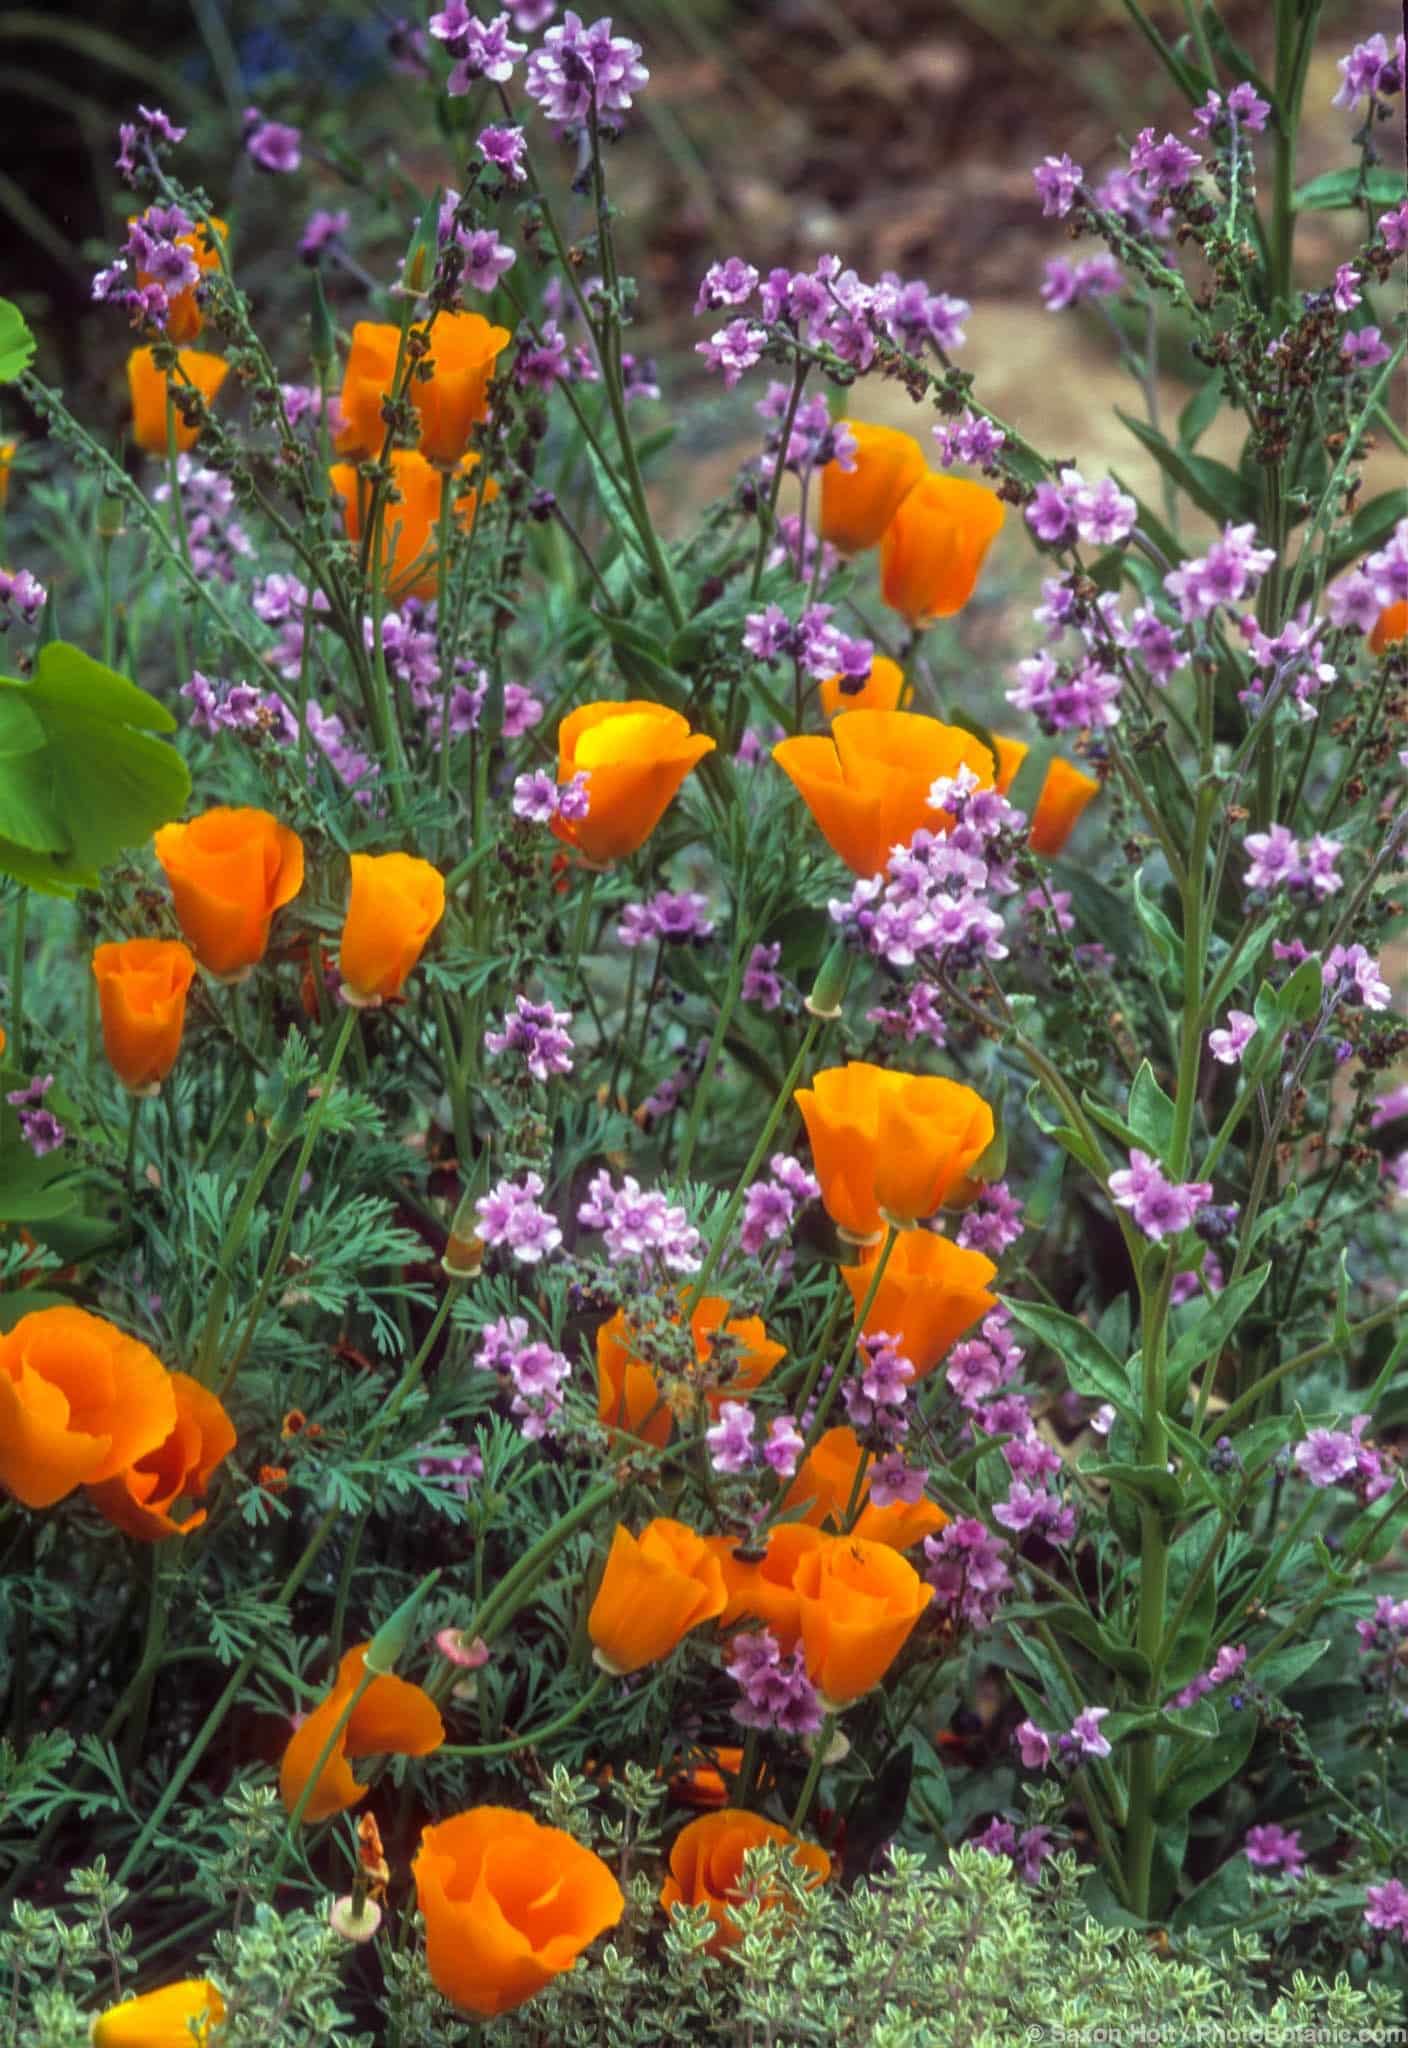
[0,1,1406,2040]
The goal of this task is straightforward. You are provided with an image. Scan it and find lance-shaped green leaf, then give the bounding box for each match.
[0,298,35,383]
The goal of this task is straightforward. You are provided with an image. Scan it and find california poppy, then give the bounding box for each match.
[0,1305,176,1510]
[90,1979,225,2048]
[793,1532,933,1706]
[794,1061,995,1240]
[786,1425,947,1549]
[414,1806,623,2017]
[596,1296,785,1448]
[337,312,510,465]
[91,938,196,1095]
[338,851,445,1005]
[819,422,926,554]
[127,347,229,456]
[135,214,227,345]
[154,806,304,981]
[552,701,716,868]
[710,1521,828,1646]
[817,654,907,720]
[879,473,1005,625]
[840,1228,997,1378]
[669,1745,747,1809]
[588,1518,727,1674]
[87,1373,236,1541]
[279,1642,445,1822]
[772,708,995,878]
[1370,600,1408,653]
[990,736,1101,857]
[660,1808,830,1953]
[329,449,493,601]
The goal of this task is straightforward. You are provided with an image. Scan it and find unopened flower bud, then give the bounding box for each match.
[329,1894,382,1943]
[805,938,851,1020]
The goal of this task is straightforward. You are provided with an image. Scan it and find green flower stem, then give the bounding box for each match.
[439,1674,610,1758]
[749,360,808,597]
[123,1095,143,1201]
[1124,1252,1174,1920]
[8,888,26,1066]
[193,1119,298,1383]
[789,1717,836,1835]
[1212,1303,1405,1438]
[676,927,753,1181]
[469,1471,644,1650]
[215,1003,360,1398]
[683,1012,825,1319]
[783,1227,898,1507]
[564,868,600,990]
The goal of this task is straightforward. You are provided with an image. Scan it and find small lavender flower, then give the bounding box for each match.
[0,569,46,628]
[1014,1719,1052,1769]
[577,1169,702,1273]
[1332,33,1405,111]
[923,1518,1012,1630]
[1065,1706,1112,1760]
[1342,327,1392,371]
[484,995,575,1082]
[1165,523,1276,622]
[474,1173,563,1264]
[524,11,648,131]
[478,123,528,182]
[243,110,302,173]
[1208,1009,1256,1066]
[1244,1823,1305,1875]
[742,942,784,1012]
[1365,1878,1408,1938]
[706,1401,756,1475]
[762,1415,804,1477]
[957,1182,1025,1258]
[6,1075,65,1157]
[1324,943,1392,1012]
[697,318,767,388]
[1040,255,1124,312]
[1128,129,1201,193]
[299,209,349,261]
[1032,153,1083,217]
[1108,1150,1214,1242]
[1293,1428,1360,1487]
[727,1629,824,1736]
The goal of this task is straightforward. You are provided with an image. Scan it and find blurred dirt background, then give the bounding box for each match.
[2,0,1402,536]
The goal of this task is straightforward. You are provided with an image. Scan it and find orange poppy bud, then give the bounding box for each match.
[0,1305,177,1510]
[279,1642,445,1823]
[588,1517,727,1675]
[90,1979,225,2048]
[126,347,229,456]
[879,473,1005,625]
[817,653,907,720]
[710,1520,828,1648]
[841,1228,997,1379]
[596,1296,785,1447]
[338,851,445,1006]
[772,709,995,878]
[1370,600,1408,653]
[794,1061,995,1240]
[786,1425,947,1550]
[660,1809,830,1953]
[135,214,227,345]
[0,440,15,507]
[552,701,717,868]
[414,1806,624,2017]
[91,938,196,1095]
[989,736,1101,857]
[153,805,304,981]
[329,449,493,600]
[337,312,511,464]
[793,1531,933,1706]
[819,421,926,555]
[87,1372,236,1541]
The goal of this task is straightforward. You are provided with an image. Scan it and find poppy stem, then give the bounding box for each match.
[123,1093,142,1201]
[788,1716,836,1836]
[439,1673,610,1758]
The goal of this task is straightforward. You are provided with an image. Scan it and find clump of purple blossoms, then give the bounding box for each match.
[694,252,969,384]
[727,1629,824,1736]
[155,458,254,582]
[1236,611,1339,724]
[476,1314,572,1440]
[946,1307,1025,1409]
[1191,83,1271,136]
[429,5,526,92]
[1358,1595,1408,1654]
[866,981,946,1048]
[6,1075,65,1158]
[922,1518,1012,1630]
[416,1441,484,1497]
[437,194,517,292]
[969,1817,1056,1886]
[1032,153,1083,218]
[956,1181,1025,1259]
[1025,466,1137,550]
[91,204,202,333]
[742,943,784,1012]
[755,381,855,485]
[1294,1417,1393,1501]
[1323,943,1392,1013]
[0,569,46,629]
[739,1155,819,1258]
[931,409,1008,469]
[1332,33,1405,112]
[577,1170,702,1273]
[524,11,648,132]
[1127,128,1201,194]
[1328,516,1408,627]
[511,768,590,825]
[115,106,187,187]
[1040,255,1124,312]
[474,1173,563,1265]
[705,1403,804,1480]
[1109,1151,1215,1243]
[478,123,529,183]
[1169,1642,1247,1711]
[1241,822,1342,902]
[1164,523,1276,622]
[840,1332,914,1447]
[1244,1823,1306,1876]
[744,600,873,685]
[484,995,575,1082]
[299,210,349,262]
[182,672,297,747]
[1365,1879,1408,1940]
[616,892,714,948]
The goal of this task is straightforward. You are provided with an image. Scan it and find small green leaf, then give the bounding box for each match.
[1165,1264,1271,1410]
[1154,1707,1256,1822]
[1294,166,1408,212]
[1132,868,1184,983]
[1127,1060,1177,1160]
[1177,374,1225,451]
[1116,410,1254,526]
[0,298,36,383]
[1004,1297,1137,1418]
[1088,1460,1185,1516]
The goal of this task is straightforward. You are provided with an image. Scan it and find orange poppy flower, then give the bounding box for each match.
[819,421,926,554]
[552,701,716,867]
[329,449,493,600]
[596,1296,785,1447]
[279,1642,445,1823]
[87,1372,236,1541]
[793,1531,933,1706]
[414,1805,624,2017]
[91,938,196,1095]
[660,1809,830,1953]
[817,654,907,720]
[0,440,15,506]
[588,1518,727,1674]
[337,312,511,464]
[136,214,227,345]
[794,1061,995,1240]
[669,1745,747,1809]
[786,1426,947,1550]
[990,736,1101,857]
[879,473,1005,625]
[127,347,229,456]
[1371,600,1408,653]
[841,1228,997,1379]
[772,708,995,878]
[153,806,304,981]
[0,1305,177,1510]
[710,1520,828,1648]
[338,851,445,1005]
[90,1979,225,2048]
